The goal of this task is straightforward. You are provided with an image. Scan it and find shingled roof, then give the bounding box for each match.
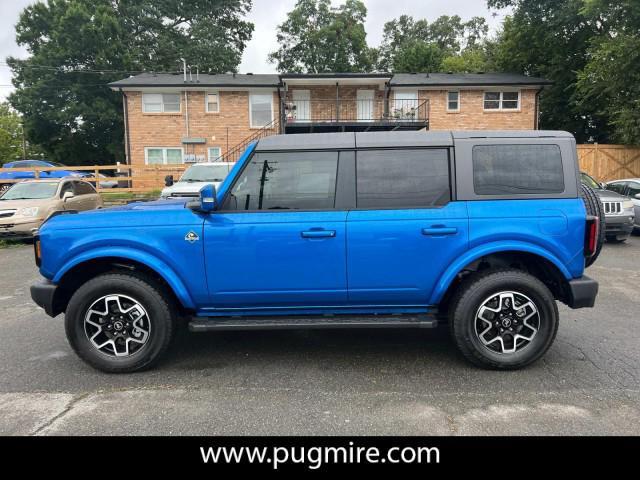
[109,72,551,89]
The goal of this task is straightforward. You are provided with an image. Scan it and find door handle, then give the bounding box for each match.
[301,229,336,238]
[422,226,458,236]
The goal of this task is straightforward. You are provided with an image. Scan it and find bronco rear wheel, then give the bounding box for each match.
[65,272,176,373]
[449,269,559,370]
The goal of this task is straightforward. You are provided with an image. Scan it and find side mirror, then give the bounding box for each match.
[188,183,217,213]
[165,175,174,187]
[599,182,606,189]
[635,193,640,200]
[62,191,74,201]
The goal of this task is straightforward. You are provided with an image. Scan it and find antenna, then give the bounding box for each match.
[180,58,187,82]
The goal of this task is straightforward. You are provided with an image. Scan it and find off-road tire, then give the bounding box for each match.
[449,269,559,370]
[580,183,605,267]
[65,272,176,373]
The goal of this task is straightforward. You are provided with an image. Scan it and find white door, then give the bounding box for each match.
[292,90,310,121]
[393,91,418,120]
[357,90,374,121]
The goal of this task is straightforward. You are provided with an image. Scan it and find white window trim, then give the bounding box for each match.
[249,92,275,128]
[483,90,521,112]
[205,91,220,113]
[446,90,460,112]
[142,93,182,114]
[144,147,184,165]
[208,147,222,162]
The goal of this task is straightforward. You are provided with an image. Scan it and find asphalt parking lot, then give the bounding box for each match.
[0,237,639,436]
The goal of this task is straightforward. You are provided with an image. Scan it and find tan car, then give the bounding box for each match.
[0,178,103,240]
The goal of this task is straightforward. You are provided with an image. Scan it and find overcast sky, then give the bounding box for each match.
[0,0,508,100]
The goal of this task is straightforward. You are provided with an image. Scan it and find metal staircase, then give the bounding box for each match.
[214,119,280,163]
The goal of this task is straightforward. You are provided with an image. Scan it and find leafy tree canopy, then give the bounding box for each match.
[0,102,44,165]
[377,14,490,72]
[268,0,374,73]
[8,0,254,165]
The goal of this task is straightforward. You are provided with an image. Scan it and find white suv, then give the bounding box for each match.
[161,162,235,199]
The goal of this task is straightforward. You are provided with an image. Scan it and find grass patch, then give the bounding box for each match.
[0,239,27,249]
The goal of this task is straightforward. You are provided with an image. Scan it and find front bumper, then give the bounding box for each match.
[0,218,42,239]
[566,275,598,309]
[604,214,634,237]
[30,280,60,317]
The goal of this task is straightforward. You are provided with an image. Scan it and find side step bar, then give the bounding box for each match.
[188,314,438,332]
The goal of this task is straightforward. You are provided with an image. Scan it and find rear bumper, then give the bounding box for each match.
[566,275,598,309]
[30,280,60,317]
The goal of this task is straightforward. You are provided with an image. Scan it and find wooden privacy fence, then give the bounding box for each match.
[0,163,191,193]
[578,144,640,181]
[1,144,639,195]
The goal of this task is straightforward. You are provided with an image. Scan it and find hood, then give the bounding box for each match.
[0,197,58,210]
[161,180,222,197]
[594,189,630,201]
[38,197,200,232]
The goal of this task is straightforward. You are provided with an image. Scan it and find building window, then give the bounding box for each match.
[145,147,184,165]
[208,147,222,162]
[142,93,181,113]
[249,93,274,128]
[483,91,520,110]
[447,91,460,111]
[206,92,219,113]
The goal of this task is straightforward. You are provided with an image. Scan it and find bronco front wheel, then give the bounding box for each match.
[449,269,559,370]
[65,272,176,373]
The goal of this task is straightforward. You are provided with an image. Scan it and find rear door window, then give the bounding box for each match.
[472,144,564,195]
[223,151,338,211]
[355,149,450,208]
[607,182,627,195]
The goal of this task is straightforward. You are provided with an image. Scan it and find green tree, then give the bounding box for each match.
[576,0,640,144]
[7,0,254,165]
[0,102,44,165]
[268,0,374,73]
[377,14,489,73]
[487,0,610,143]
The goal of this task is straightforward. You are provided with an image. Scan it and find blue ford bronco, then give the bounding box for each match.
[30,131,602,372]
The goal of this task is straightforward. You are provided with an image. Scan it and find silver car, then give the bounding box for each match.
[581,172,635,242]
[605,178,640,232]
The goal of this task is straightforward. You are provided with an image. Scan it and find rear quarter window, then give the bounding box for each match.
[472,144,564,195]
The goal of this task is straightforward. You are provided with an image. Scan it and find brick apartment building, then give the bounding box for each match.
[109,72,551,168]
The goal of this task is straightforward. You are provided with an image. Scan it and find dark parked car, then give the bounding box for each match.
[581,172,635,242]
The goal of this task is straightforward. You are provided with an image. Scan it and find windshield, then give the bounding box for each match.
[581,172,600,189]
[180,164,231,183]
[0,182,58,200]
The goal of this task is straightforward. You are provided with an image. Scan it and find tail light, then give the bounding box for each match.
[584,215,599,257]
[34,235,41,267]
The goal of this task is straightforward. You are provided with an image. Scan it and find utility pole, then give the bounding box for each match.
[20,122,27,160]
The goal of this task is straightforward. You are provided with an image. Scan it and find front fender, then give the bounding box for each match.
[429,241,573,305]
[52,246,196,310]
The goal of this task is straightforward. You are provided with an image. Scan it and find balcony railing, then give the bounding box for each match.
[282,98,429,124]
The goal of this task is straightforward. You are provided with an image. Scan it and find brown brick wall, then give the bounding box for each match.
[124,85,539,187]
[125,90,279,170]
[418,89,538,130]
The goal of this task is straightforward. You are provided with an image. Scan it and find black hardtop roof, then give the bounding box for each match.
[255,131,573,151]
